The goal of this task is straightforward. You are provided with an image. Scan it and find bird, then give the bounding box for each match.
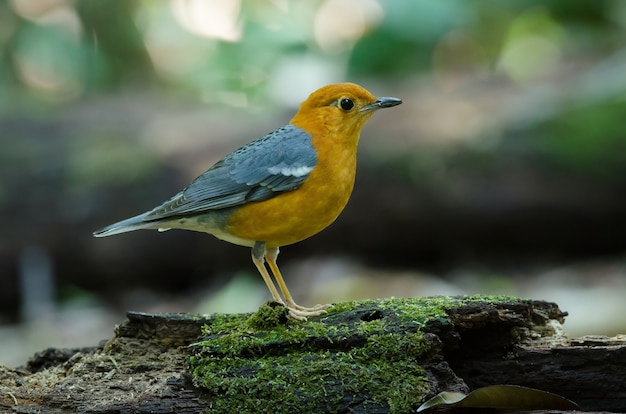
[94,82,402,320]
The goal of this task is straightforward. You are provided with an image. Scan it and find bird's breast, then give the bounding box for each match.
[224,137,358,247]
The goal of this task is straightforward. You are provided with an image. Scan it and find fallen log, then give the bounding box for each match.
[0,296,623,413]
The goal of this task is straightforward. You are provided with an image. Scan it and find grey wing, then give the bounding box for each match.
[143,124,316,221]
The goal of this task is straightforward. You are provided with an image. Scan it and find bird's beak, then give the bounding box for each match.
[361,96,402,112]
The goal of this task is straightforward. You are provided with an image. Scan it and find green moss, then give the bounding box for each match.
[188,295,527,414]
[245,301,290,328]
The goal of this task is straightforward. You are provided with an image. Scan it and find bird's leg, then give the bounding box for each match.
[265,246,328,317]
[251,242,285,306]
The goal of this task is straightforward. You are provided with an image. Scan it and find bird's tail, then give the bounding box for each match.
[93,212,154,237]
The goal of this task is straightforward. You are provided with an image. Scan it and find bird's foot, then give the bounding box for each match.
[287,307,326,321]
[285,298,329,312]
[286,302,330,321]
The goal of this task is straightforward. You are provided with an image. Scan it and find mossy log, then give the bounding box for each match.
[0,296,624,413]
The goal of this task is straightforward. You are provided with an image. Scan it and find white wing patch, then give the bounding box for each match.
[268,165,314,177]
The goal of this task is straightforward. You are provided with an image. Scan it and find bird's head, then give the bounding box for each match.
[290,82,402,139]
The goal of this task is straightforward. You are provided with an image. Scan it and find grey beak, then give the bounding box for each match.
[362,96,402,112]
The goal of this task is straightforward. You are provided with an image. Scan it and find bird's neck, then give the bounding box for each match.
[298,118,359,187]
[290,110,364,151]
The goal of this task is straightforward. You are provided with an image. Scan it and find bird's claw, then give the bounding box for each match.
[286,303,329,321]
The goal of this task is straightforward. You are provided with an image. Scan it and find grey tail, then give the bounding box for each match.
[93,212,154,237]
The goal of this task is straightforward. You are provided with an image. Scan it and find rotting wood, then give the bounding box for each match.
[0,296,623,414]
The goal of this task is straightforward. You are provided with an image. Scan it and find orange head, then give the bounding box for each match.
[290,82,402,144]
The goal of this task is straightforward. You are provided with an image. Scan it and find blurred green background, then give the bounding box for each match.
[2,0,626,366]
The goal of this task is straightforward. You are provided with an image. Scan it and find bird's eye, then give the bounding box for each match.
[339,98,354,111]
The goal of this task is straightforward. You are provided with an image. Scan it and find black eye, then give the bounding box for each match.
[339,98,354,111]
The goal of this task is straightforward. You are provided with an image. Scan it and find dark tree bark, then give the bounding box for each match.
[0,297,624,413]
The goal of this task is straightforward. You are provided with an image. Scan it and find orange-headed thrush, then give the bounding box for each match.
[94,83,402,320]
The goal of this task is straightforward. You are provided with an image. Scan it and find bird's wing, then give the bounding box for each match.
[143,124,316,220]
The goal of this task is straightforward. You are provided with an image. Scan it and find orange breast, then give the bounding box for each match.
[225,133,358,248]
